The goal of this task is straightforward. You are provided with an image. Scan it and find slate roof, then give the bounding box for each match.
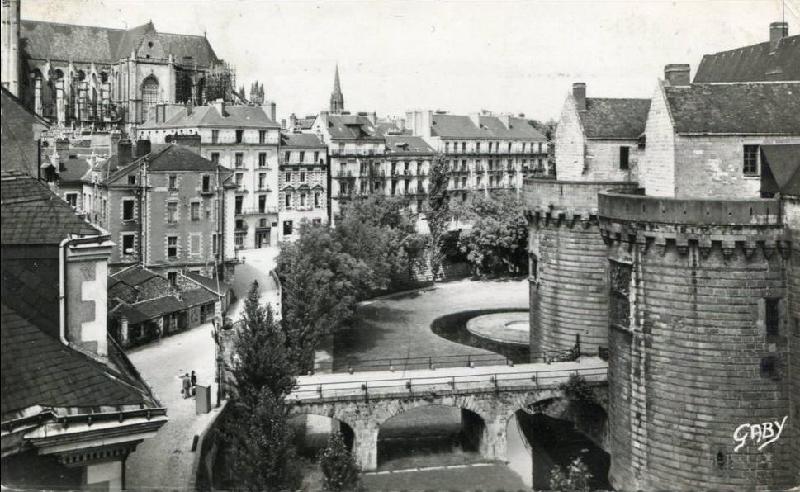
[324,114,383,140]
[1,171,102,245]
[760,144,800,196]
[1,303,159,421]
[578,98,651,140]
[111,265,162,287]
[181,288,218,308]
[143,144,217,172]
[429,113,547,140]
[694,35,800,83]
[57,156,92,184]
[140,104,280,129]
[280,132,327,148]
[385,135,436,155]
[184,271,224,295]
[20,19,221,67]
[664,82,800,135]
[1,87,49,178]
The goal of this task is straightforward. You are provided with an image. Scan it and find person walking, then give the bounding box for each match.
[181,373,191,399]
[190,371,197,396]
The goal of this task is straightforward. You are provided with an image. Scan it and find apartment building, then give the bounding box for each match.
[138,100,281,248]
[278,132,329,241]
[406,110,547,201]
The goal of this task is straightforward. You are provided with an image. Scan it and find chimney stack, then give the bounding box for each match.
[664,64,691,87]
[213,98,226,117]
[572,83,586,111]
[117,139,133,166]
[289,113,297,129]
[135,139,151,158]
[770,21,789,52]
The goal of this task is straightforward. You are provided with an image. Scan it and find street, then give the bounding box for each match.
[124,321,221,490]
[124,247,281,490]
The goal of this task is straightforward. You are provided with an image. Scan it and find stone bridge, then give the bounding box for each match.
[287,358,608,470]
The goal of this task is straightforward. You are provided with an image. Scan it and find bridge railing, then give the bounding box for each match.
[289,366,607,402]
[342,348,578,373]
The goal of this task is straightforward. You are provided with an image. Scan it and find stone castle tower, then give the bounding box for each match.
[329,64,344,114]
[1,0,21,96]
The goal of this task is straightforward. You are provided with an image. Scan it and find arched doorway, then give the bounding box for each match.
[288,414,354,459]
[141,75,159,122]
[376,405,486,469]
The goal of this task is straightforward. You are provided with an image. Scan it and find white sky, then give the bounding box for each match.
[21,0,799,122]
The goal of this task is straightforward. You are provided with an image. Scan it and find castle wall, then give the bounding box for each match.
[525,179,639,356]
[601,192,797,491]
[640,83,676,197]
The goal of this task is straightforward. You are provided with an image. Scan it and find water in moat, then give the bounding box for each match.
[325,309,611,490]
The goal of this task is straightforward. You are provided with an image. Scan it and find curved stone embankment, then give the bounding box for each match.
[466,312,530,346]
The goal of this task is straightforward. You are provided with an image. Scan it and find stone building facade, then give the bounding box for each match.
[137,101,281,248]
[0,0,234,127]
[525,24,800,488]
[278,132,329,241]
[406,110,548,202]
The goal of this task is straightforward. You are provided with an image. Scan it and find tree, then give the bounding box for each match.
[549,457,593,492]
[426,153,451,279]
[319,431,360,492]
[457,191,528,276]
[222,388,302,492]
[220,281,303,491]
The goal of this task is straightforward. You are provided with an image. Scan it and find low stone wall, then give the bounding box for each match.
[524,178,638,212]
[191,401,229,492]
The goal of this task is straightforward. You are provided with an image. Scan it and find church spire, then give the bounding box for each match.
[330,64,344,114]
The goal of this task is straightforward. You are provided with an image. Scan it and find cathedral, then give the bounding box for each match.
[1,0,235,128]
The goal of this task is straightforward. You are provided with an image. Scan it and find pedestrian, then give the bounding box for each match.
[182,373,191,399]
[191,370,197,396]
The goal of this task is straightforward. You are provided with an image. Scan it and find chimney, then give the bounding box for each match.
[468,112,481,128]
[213,98,226,117]
[263,101,277,122]
[136,139,151,158]
[367,112,377,125]
[172,134,201,154]
[664,64,691,87]
[289,113,297,129]
[572,83,586,111]
[281,118,286,129]
[770,21,789,52]
[117,139,133,166]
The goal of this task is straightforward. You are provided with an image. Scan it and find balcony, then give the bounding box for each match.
[236,207,278,216]
[335,171,354,178]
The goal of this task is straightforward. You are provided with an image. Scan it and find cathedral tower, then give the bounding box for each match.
[329,64,344,114]
[1,0,21,96]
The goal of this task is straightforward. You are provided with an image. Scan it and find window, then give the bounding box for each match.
[314,191,321,208]
[167,236,178,258]
[285,172,292,182]
[258,153,267,168]
[235,196,243,215]
[210,153,220,164]
[191,202,200,221]
[128,175,136,185]
[300,193,307,207]
[259,218,267,228]
[167,202,178,223]
[235,173,243,187]
[299,151,306,163]
[234,233,244,249]
[212,233,218,255]
[234,153,244,168]
[285,193,292,208]
[235,219,245,229]
[65,193,78,208]
[259,130,266,144]
[461,142,466,152]
[765,298,780,337]
[476,143,481,153]
[202,175,211,193]
[259,173,267,190]
[167,272,177,286]
[760,355,780,380]
[123,199,135,220]
[445,142,450,153]
[283,220,293,236]
[235,129,244,144]
[285,151,291,162]
[122,234,136,254]
[620,146,630,170]
[314,151,320,163]
[538,142,543,153]
[300,171,306,183]
[743,145,760,176]
[168,175,177,190]
[211,130,219,144]
[258,195,266,213]
[191,234,201,255]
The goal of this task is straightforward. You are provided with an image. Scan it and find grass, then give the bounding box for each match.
[361,463,529,492]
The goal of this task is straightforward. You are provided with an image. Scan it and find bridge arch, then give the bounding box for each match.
[288,413,355,458]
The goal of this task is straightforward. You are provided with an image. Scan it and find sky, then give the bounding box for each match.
[21,0,800,122]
